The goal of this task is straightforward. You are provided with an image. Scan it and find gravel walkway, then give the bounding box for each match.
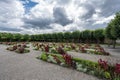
[0,44,100,80]
[68,46,120,65]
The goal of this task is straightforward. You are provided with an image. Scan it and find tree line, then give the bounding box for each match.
[0,29,105,43]
[0,12,120,48]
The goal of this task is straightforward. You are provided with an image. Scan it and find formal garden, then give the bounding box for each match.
[0,12,120,80]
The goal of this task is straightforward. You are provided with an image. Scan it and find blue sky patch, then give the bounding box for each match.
[20,0,38,13]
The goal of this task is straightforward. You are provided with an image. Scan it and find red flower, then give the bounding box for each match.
[45,45,49,52]
[57,47,66,54]
[114,63,120,74]
[62,54,72,66]
[98,59,108,70]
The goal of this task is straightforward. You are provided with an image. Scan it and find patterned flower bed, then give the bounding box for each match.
[6,43,30,53]
[32,42,110,55]
[37,52,120,80]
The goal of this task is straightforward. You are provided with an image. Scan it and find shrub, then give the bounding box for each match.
[40,52,48,61]
[57,47,66,54]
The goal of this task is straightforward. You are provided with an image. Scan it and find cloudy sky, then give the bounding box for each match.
[0,0,120,34]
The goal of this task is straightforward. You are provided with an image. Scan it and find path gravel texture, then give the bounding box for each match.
[68,45,120,65]
[0,44,100,80]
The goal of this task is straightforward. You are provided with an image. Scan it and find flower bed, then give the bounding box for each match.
[32,42,110,55]
[37,53,120,80]
[6,44,30,53]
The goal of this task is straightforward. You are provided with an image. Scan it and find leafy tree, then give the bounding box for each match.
[64,32,72,42]
[105,12,120,48]
[6,33,13,42]
[111,12,120,39]
[81,30,91,43]
[93,29,104,44]
[22,34,30,41]
[90,31,96,43]
[51,33,58,42]
[13,34,22,41]
[105,22,116,47]
[0,33,1,41]
[56,32,64,42]
[72,31,80,43]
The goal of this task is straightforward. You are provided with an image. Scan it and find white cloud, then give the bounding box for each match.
[0,0,120,34]
[0,0,25,32]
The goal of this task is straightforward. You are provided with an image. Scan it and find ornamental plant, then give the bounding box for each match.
[16,47,25,53]
[114,63,120,74]
[62,54,72,67]
[70,44,76,49]
[39,53,120,80]
[95,47,110,55]
[44,45,49,52]
[84,44,89,48]
[114,63,120,80]
[52,55,61,64]
[57,47,66,54]
[6,45,17,51]
[79,46,86,53]
[22,43,27,48]
[13,45,17,50]
[98,59,108,70]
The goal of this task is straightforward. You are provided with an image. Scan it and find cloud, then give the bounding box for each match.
[79,4,95,20]
[23,17,53,29]
[0,0,120,34]
[53,7,73,26]
[0,0,25,32]
[56,0,70,5]
[99,0,120,17]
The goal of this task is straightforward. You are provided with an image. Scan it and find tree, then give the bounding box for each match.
[64,32,72,42]
[111,12,120,39]
[105,12,120,48]
[93,29,104,44]
[51,33,58,42]
[13,34,22,41]
[105,22,116,47]
[81,30,91,43]
[6,33,13,42]
[72,31,80,43]
[0,33,1,41]
[56,32,64,42]
[90,31,96,43]
[21,34,30,41]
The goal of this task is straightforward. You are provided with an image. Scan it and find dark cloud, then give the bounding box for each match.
[0,0,13,3]
[23,7,74,30]
[57,0,70,5]
[23,17,53,29]
[99,0,120,17]
[0,26,22,32]
[83,20,107,30]
[53,7,73,26]
[80,4,95,20]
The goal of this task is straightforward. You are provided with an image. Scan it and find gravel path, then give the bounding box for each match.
[67,46,120,65]
[0,44,100,80]
[101,45,120,57]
